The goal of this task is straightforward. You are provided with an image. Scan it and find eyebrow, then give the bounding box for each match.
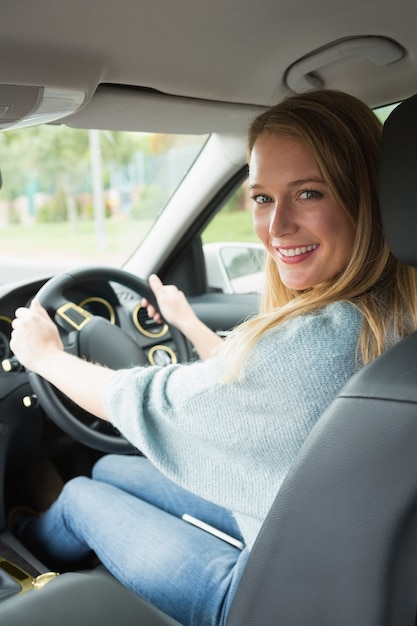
[249,177,326,190]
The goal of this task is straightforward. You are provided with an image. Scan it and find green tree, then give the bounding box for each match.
[0,124,184,227]
[36,125,90,230]
[0,128,40,200]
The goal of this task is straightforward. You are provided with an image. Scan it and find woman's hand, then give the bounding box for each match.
[143,274,223,360]
[10,300,64,372]
[10,299,113,420]
[142,274,198,332]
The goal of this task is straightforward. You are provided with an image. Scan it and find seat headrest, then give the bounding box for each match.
[379,93,417,268]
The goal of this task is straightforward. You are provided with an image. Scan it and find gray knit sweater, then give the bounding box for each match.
[102,301,363,548]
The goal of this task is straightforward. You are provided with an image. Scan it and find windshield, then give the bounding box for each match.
[0,126,208,283]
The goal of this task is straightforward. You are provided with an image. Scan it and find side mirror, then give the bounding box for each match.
[203,242,265,294]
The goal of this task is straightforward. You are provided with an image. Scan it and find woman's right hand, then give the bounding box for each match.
[142,274,198,332]
[10,299,64,373]
[142,274,223,360]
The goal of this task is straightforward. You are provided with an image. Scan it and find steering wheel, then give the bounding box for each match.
[27,267,190,453]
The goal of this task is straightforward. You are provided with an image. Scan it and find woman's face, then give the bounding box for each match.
[249,133,356,291]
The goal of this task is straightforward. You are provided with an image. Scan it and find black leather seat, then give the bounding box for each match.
[1,94,417,625]
[227,332,417,625]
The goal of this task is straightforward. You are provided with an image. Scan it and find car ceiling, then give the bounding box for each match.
[0,0,417,133]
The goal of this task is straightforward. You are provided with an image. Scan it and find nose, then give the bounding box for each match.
[269,200,297,238]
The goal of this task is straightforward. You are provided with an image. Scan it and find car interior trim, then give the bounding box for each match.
[132,304,168,338]
[78,297,116,324]
[56,302,93,331]
[148,345,177,367]
[0,558,39,594]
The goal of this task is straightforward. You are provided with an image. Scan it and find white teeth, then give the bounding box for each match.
[280,244,317,257]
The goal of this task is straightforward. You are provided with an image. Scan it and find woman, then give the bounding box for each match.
[10,89,417,626]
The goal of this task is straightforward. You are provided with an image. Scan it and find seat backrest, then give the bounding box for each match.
[226,94,417,626]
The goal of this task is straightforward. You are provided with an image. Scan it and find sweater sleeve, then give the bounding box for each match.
[102,301,363,544]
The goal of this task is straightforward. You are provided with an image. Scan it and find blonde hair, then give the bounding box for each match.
[222,89,417,381]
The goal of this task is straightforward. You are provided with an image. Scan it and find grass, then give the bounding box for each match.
[202,210,258,244]
[0,219,152,265]
[0,210,258,267]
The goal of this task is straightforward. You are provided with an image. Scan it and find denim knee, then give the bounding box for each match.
[58,475,95,512]
[91,454,111,480]
[91,453,128,481]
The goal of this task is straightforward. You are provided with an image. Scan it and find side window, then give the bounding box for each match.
[201,178,265,294]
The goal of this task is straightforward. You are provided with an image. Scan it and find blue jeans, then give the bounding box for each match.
[16,455,249,626]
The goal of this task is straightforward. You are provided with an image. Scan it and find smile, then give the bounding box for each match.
[278,244,318,258]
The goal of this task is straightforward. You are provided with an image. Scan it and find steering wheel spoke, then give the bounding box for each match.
[55,301,93,332]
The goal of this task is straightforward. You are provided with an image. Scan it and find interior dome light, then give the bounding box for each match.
[0,84,86,130]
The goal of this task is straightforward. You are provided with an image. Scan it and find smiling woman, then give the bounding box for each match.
[249,133,356,291]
